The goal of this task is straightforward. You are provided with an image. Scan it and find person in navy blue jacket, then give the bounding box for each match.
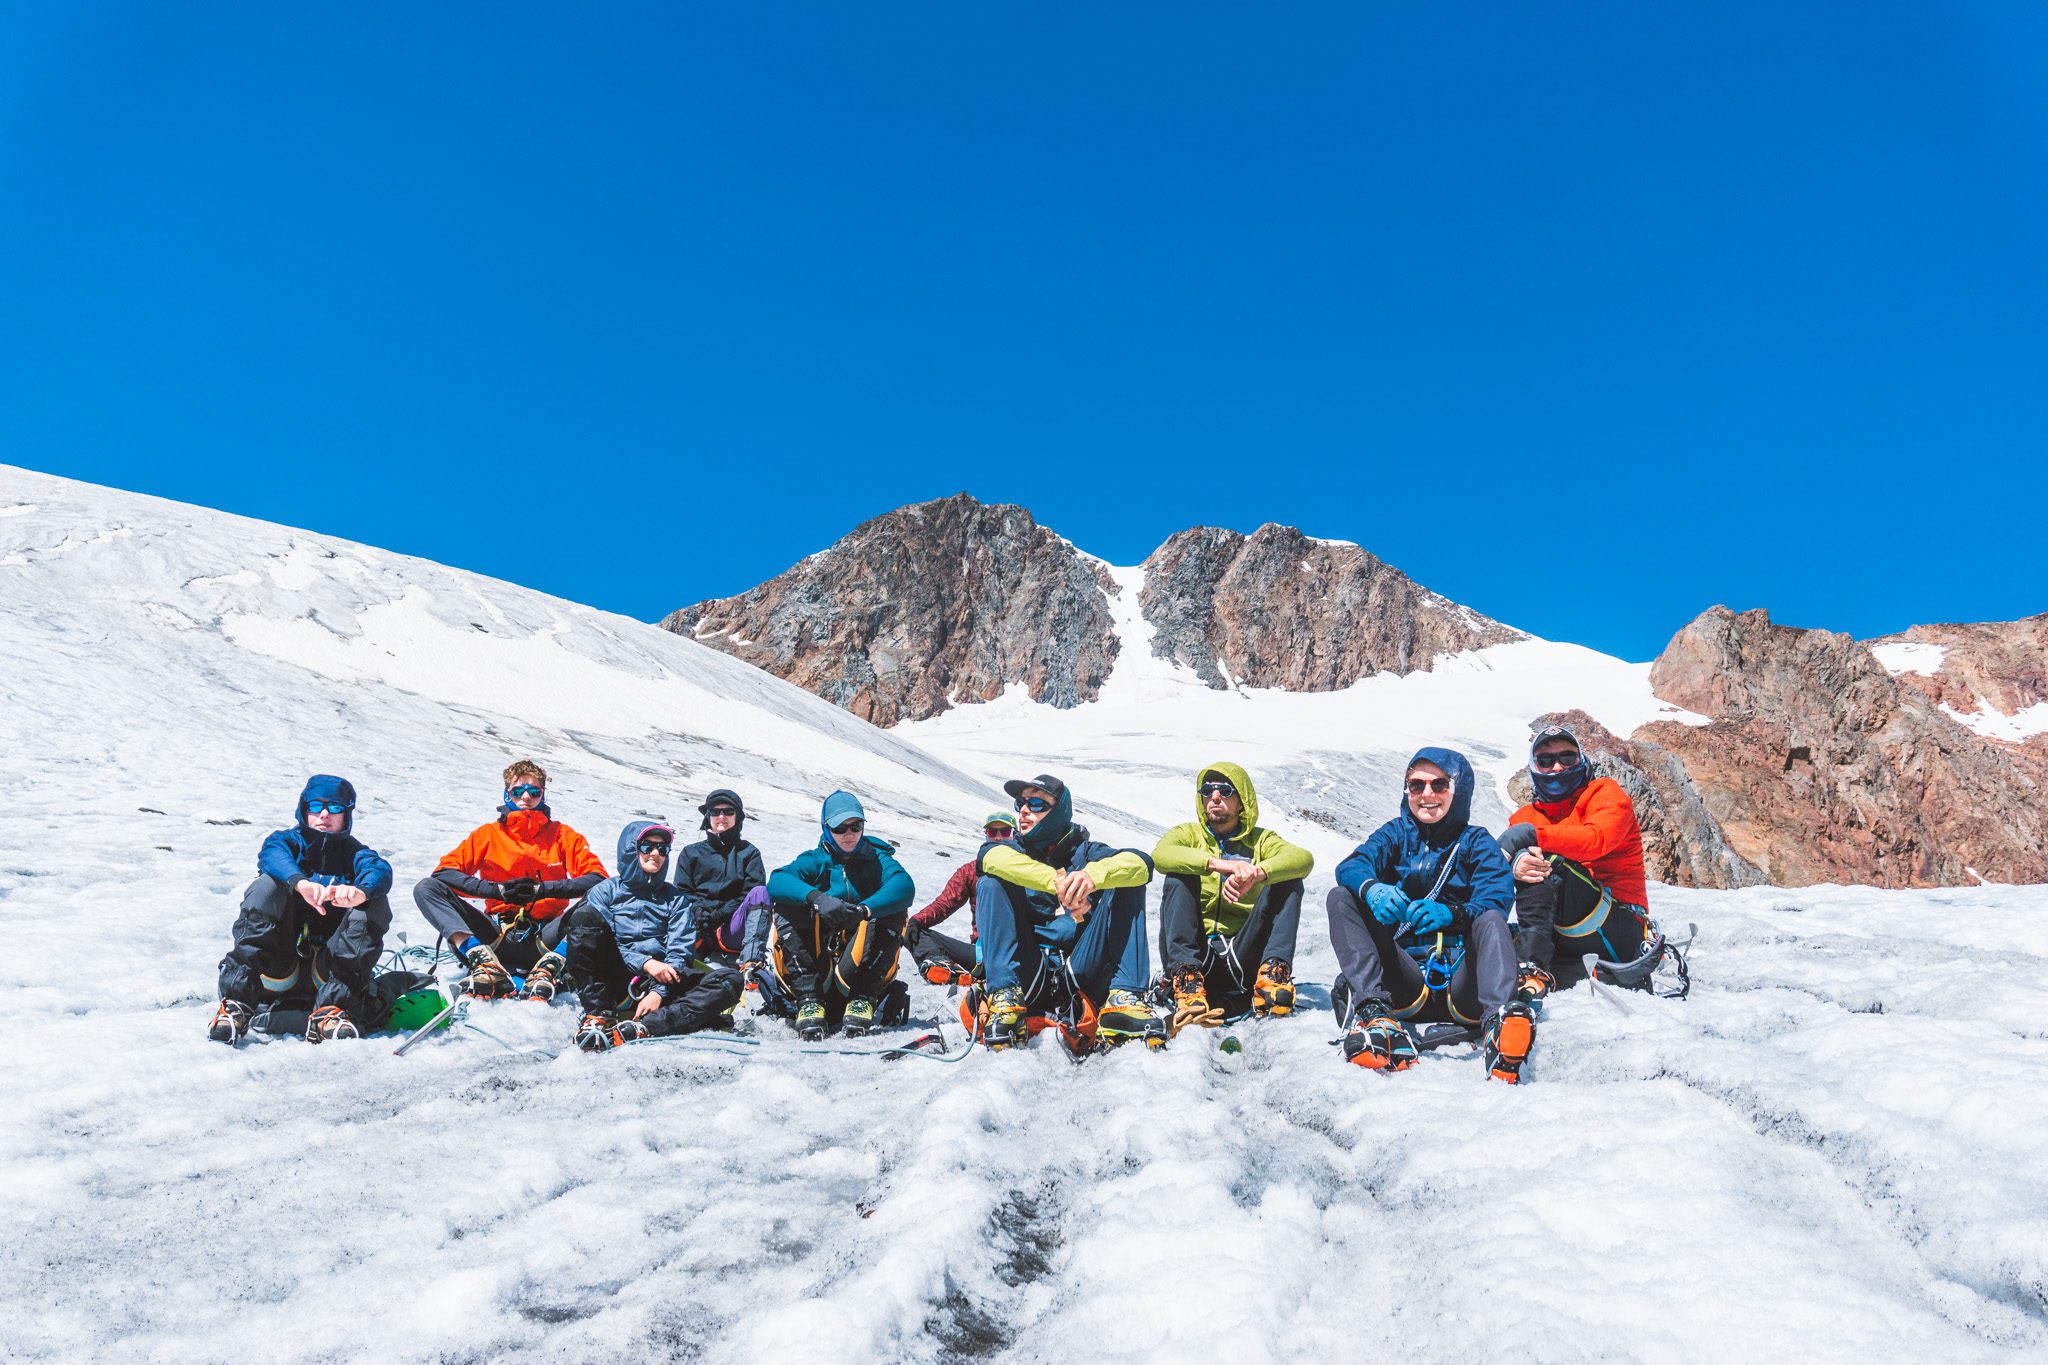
[564,819,744,1052]
[1326,747,1536,1083]
[210,775,394,1045]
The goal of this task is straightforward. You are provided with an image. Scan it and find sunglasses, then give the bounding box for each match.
[706,806,739,818]
[1198,782,1238,798]
[1014,796,1053,813]
[305,800,353,815]
[831,820,865,835]
[1532,752,1581,771]
[508,785,545,799]
[636,839,671,855]
[1406,777,1452,795]
[983,824,1014,839]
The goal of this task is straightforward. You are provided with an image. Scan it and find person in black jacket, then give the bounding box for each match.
[673,788,771,978]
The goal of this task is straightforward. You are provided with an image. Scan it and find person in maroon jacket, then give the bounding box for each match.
[903,810,1015,985]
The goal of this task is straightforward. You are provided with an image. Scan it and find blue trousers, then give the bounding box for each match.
[974,875,1149,1006]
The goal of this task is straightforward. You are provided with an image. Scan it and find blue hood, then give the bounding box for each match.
[614,819,676,893]
[1398,747,1475,848]
[297,774,357,835]
[819,790,866,843]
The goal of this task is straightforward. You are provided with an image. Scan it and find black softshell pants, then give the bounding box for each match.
[1512,858,1649,984]
[774,904,905,1002]
[1157,874,1304,1005]
[1326,884,1515,1027]
[910,925,976,978]
[562,903,742,1034]
[218,875,390,1022]
[412,876,566,971]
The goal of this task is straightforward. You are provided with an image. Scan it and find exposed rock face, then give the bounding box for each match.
[1506,710,1768,891]
[1634,607,2048,888]
[1865,614,2048,727]
[1139,525,1524,690]
[660,495,1117,727]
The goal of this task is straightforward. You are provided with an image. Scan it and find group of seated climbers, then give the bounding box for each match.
[206,724,1660,1082]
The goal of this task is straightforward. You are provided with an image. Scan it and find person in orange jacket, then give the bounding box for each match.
[412,759,609,999]
[1498,724,1651,994]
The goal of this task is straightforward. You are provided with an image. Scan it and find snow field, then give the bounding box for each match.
[4,464,2047,1362]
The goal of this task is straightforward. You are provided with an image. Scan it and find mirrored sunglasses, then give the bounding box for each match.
[305,800,353,815]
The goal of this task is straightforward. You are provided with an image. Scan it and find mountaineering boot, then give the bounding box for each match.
[519,951,565,1002]
[1342,997,1418,1071]
[1482,1002,1537,1084]
[1099,988,1168,1050]
[921,960,972,987]
[982,986,1028,1050]
[576,1012,648,1053]
[1514,962,1555,1008]
[794,995,827,1042]
[1167,963,1223,1033]
[1253,959,1295,1017]
[304,1005,360,1044]
[842,995,877,1038]
[461,942,514,999]
[207,999,253,1045]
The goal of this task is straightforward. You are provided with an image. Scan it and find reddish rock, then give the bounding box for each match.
[660,495,1117,727]
[1636,607,2048,888]
[1865,614,2048,728]
[1139,525,1523,690]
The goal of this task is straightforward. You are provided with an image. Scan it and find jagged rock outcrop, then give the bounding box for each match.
[1633,607,2048,888]
[1865,614,2048,728]
[660,495,1116,727]
[1139,525,1524,690]
[1506,710,1768,890]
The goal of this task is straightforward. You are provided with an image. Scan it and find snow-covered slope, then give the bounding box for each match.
[4,464,2047,1363]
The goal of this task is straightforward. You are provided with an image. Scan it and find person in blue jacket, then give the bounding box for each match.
[973,773,1161,1051]
[210,775,394,1045]
[767,791,914,1040]
[1326,747,1536,1083]
[563,820,744,1052]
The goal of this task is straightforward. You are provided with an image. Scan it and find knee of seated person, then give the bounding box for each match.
[1325,883,1363,913]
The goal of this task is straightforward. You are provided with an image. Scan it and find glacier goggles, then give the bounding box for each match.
[705,804,739,819]
[830,819,865,835]
[1405,777,1452,795]
[304,800,353,815]
[1013,796,1054,813]
[1198,780,1238,798]
[1532,750,1581,770]
[636,836,672,855]
[508,784,545,799]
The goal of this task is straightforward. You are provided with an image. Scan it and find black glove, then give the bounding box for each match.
[502,878,541,906]
[902,920,925,950]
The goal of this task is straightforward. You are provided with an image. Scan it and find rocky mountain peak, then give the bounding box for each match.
[1139,523,1524,691]
[1636,606,2048,887]
[659,494,1118,727]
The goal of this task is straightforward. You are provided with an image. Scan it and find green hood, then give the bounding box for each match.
[1195,761,1259,848]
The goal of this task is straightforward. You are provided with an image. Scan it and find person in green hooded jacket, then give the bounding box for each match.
[1152,763,1314,1026]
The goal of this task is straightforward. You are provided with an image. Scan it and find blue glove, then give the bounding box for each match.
[1364,882,1411,926]
[1405,898,1453,935]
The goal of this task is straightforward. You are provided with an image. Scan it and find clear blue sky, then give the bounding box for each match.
[6,3,2045,660]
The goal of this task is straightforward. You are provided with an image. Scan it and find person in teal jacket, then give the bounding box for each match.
[766,790,914,1039]
[1151,762,1314,1025]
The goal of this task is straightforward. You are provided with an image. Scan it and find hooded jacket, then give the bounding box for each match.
[582,820,696,982]
[1509,778,1649,908]
[257,776,394,895]
[978,785,1154,953]
[767,797,915,919]
[1151,762,1314,937]
[433,801,608,923]
[1334,747,1513,961]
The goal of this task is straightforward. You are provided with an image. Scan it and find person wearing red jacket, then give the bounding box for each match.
[1499,724,1651,992]
[412,759,609,1000]
[903,810,1015,985]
